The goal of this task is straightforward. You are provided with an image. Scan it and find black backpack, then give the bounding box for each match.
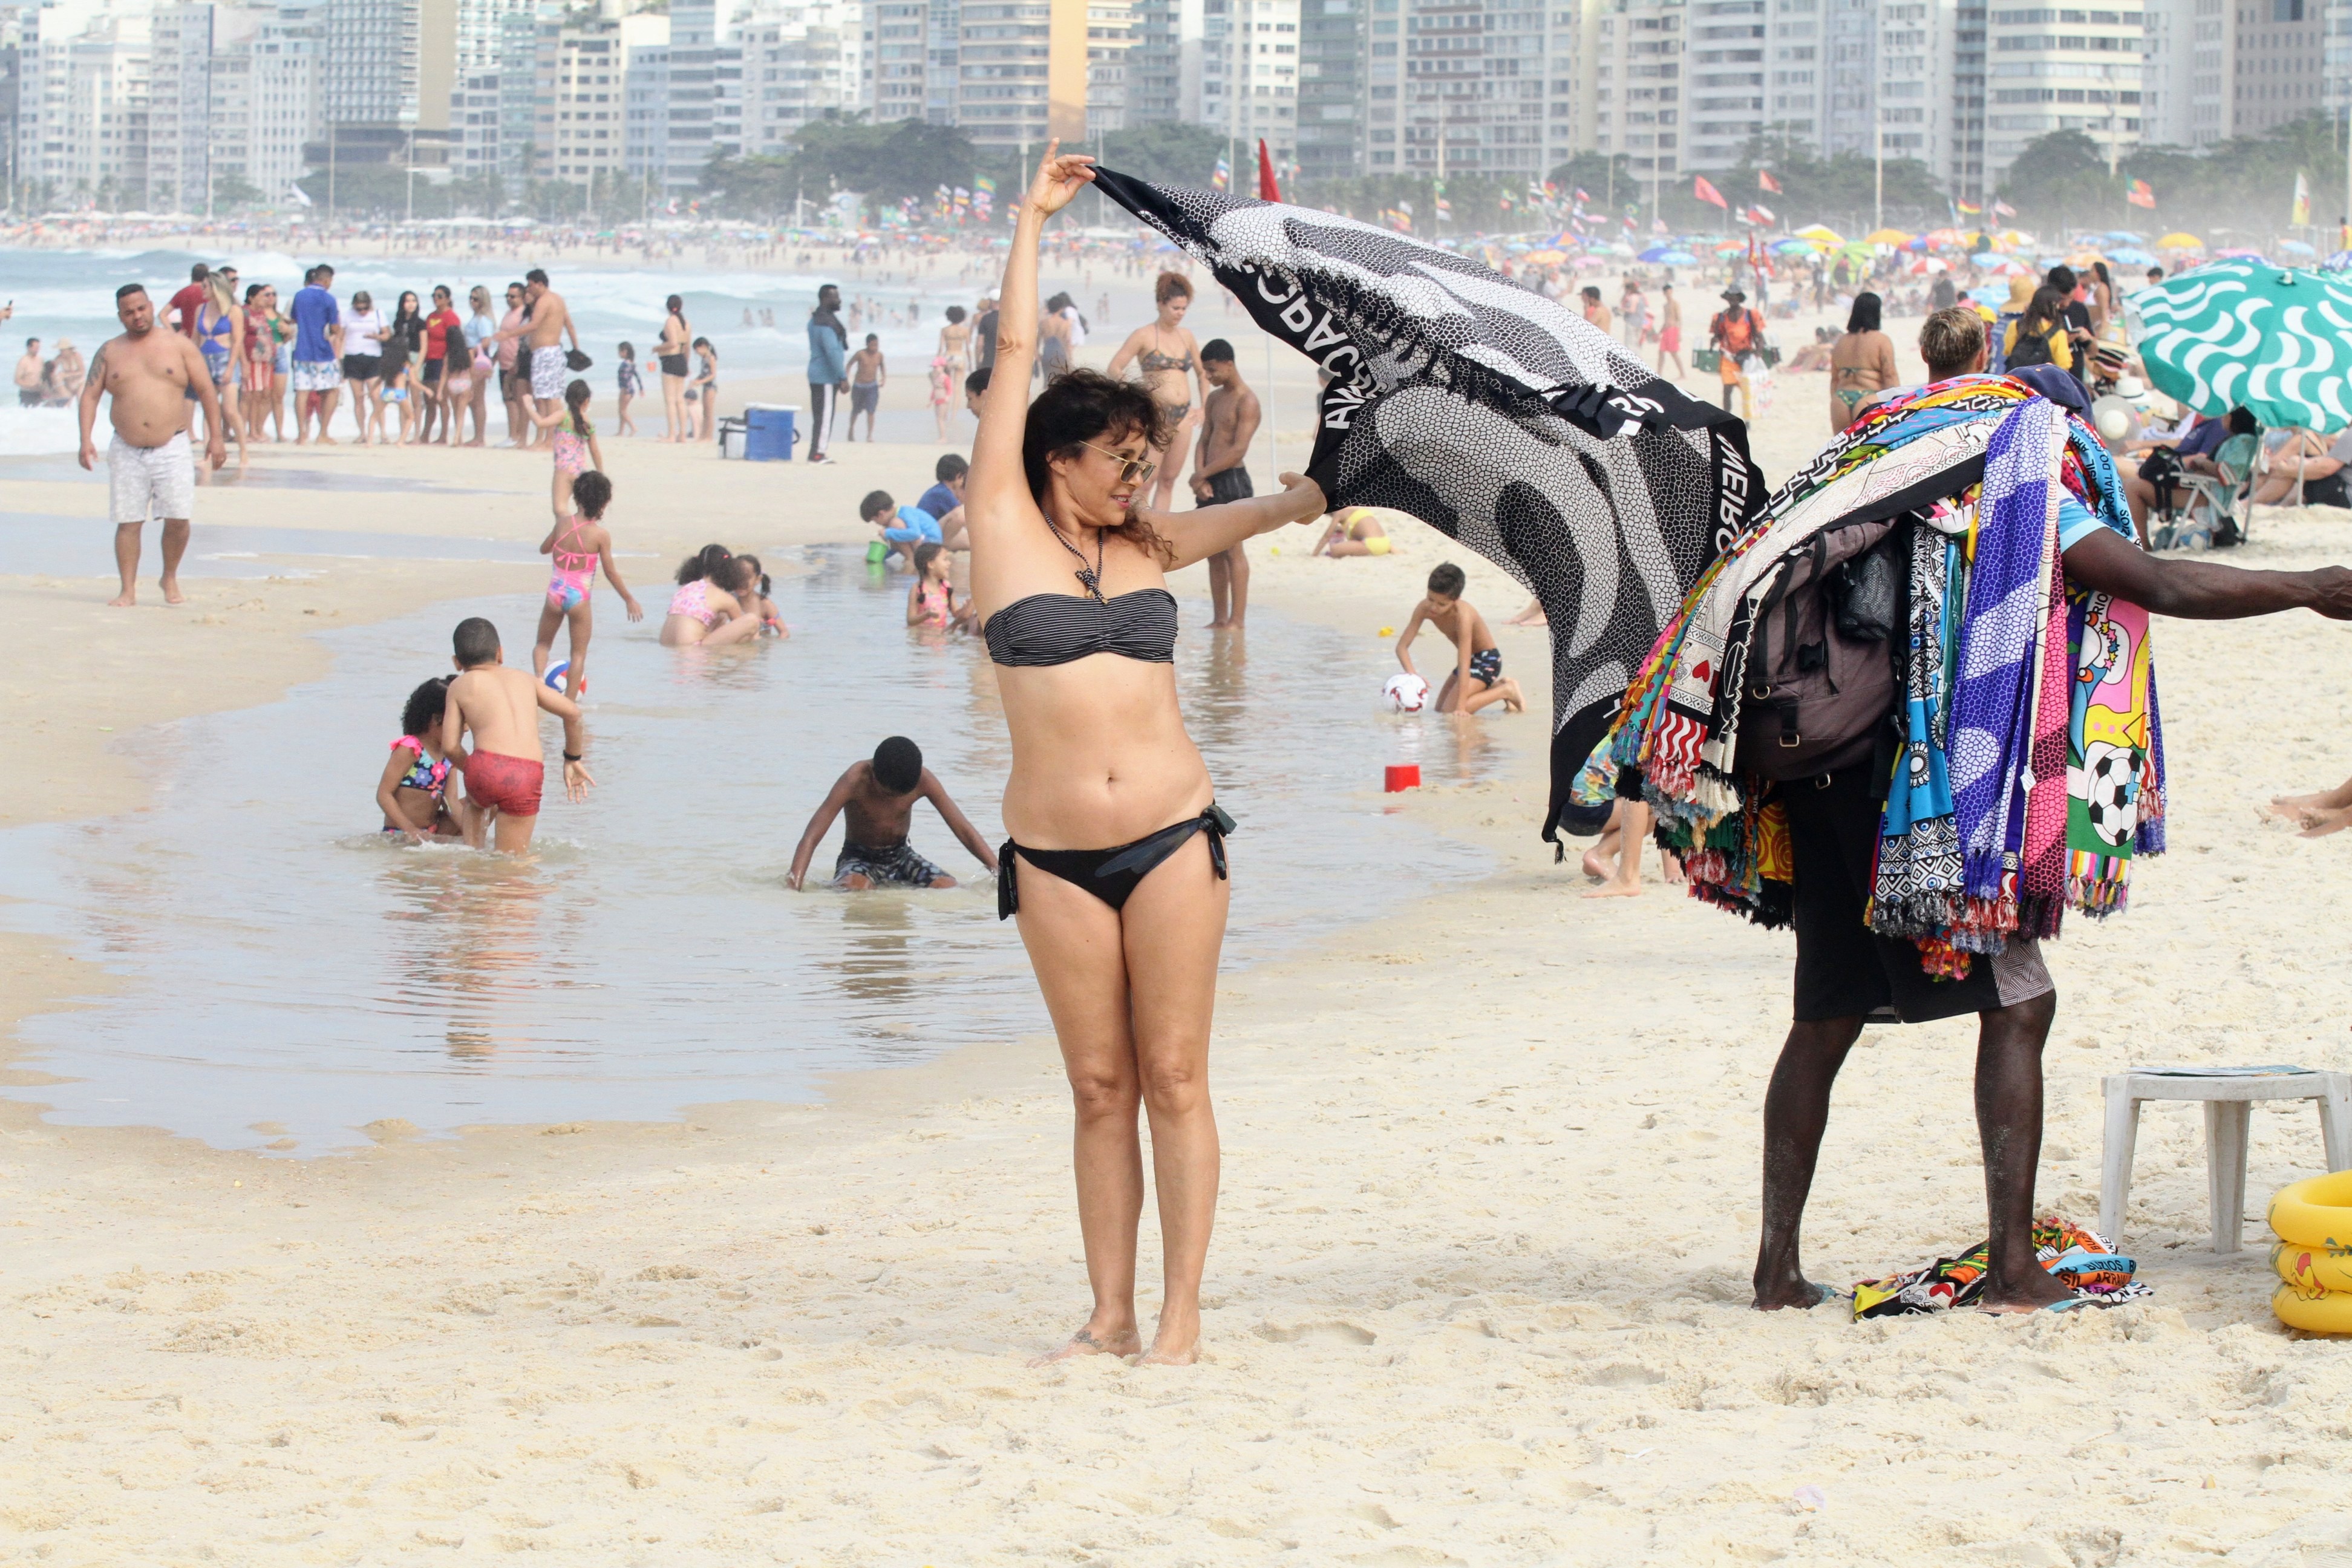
[1732,519,1905,783]
[2005,325,2055,369]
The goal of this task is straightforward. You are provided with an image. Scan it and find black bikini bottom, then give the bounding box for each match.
[998,805,1233,920]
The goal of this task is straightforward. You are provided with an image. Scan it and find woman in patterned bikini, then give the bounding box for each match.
[969,145,1328,1368]
[1106,271,1209,514]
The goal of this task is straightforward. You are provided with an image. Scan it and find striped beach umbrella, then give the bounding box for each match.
[2128,260,2352,430]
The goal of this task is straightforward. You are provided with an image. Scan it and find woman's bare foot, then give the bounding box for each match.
[1138,1307,1200,1366]
[1661,850,1687,886]
[1579,844,1615,881]
[1583,875,1642,899]
[106,588,136,608]
[1026,1322,1141,1367]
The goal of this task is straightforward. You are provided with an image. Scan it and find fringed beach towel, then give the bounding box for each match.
[1086,168,1766,848]
[1605,381,2166,961]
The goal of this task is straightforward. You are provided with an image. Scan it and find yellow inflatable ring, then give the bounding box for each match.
[2274,1282,2352,1334]
[2267,1170,2352,1248]
[2269,1172,2352,1334]
[2273,1240,2352,1295]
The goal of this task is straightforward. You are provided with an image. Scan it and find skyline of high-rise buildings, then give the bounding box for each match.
[0,0,2346,214]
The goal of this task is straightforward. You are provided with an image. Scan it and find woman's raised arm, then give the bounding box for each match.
[969,144,1096,523]
[1151,471,1329,572]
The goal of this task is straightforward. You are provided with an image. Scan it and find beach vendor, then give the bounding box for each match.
[1605,354,2352,1314]
[1709,287,1767,420]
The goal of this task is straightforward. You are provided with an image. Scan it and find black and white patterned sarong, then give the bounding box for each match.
[1088,169,1767,845]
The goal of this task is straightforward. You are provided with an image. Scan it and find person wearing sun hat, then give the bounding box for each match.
[1707,286,1767,419]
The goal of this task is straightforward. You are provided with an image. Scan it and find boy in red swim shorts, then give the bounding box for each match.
[443,615,592,852]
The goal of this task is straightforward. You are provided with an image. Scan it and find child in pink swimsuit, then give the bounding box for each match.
[904,541,969,632]
[533,469,642,701]
[529,377,606,523]
[659,544,763,647]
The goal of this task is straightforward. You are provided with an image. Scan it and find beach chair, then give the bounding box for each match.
[2154,432,2257,550]
[2251,427,2332,510]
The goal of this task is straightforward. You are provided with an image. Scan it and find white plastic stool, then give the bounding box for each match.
[2100,1068,2352,1253]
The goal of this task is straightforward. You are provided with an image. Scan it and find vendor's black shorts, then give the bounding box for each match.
[2305,469,2351,509]
[1782,764,2053,1025]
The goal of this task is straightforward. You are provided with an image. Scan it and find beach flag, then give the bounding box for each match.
[1256,138,1281,202]
[1573,188,1590,203]
[2127,178,2155,210]
[1693,175,1728,209]
[1745,202,1776,226]
[2293,171,2311,226]
[1758,169,1782,194]
[1956,198,1982,216]
[1085,163,1765,851]
[286,182,313,208]
[1211,157,1230,192]
[1992,198,2016,218]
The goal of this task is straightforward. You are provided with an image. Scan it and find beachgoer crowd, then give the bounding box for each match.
[85,260,729,462]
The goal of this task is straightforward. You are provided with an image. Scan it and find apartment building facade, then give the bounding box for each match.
[740,0,863,154]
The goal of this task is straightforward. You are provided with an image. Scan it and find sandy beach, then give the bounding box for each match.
[8,298,2352,1564]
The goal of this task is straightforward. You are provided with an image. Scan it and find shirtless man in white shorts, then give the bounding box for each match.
[491,267,582,421]
[77,282,226,607]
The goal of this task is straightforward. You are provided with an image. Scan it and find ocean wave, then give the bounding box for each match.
[0,407,83,457]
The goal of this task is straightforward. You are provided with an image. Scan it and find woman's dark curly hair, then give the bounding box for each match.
[1022,368,1173,561]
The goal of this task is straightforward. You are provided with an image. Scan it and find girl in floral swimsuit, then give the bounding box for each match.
[533,469,643,700]
[374,678,465,842]
[528,377,605,523]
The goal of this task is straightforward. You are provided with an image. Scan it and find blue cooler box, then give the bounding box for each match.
[744,403,799,461]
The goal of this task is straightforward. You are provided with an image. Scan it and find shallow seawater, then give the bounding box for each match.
[0,549,1500,1153]
[0,509,551,579]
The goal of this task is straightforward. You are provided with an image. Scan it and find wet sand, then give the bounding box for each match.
[8,306,2352,1563]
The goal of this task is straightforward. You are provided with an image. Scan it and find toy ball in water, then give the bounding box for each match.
[543,661,583,695]
[1383,673,1430,713]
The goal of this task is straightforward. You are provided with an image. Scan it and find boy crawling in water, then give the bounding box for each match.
[1394,561,1527,715]
[443,615,592,853]
[786,736,999,890]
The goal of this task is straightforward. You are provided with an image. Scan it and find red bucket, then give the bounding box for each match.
[1384,764,1422,792]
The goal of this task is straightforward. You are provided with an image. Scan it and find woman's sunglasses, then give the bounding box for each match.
[1079,441,1157,486]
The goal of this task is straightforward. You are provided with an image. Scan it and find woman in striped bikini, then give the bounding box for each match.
[970,146,1329,1368]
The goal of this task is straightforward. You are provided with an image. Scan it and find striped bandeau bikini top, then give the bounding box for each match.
[984,588,1178,668]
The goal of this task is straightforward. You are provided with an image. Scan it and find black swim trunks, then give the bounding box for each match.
[1782,764,2053,1024]
[1469,647,1501,687]
[1201,466,1253,505]
[834,838,946,888]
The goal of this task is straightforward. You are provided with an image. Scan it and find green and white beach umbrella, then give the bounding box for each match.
[2128,260,2352,431]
